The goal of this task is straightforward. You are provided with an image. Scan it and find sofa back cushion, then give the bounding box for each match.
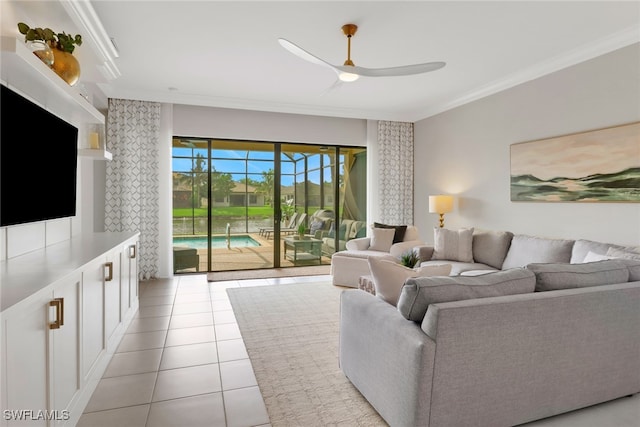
[472,229,514,269]
[368,257,452,306]
[526,260,630,292]
[397,268,535,321]
[348,221,366,239]
[502,234,574,270]
[403,225,419,242]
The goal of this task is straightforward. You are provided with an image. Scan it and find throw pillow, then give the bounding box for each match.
[501,234,574,270]
[368,257,452,307]
[582,251,613,263]
[432,227,474,263]
[309,219,325,234]
[570,239,627,263]
[373,222,408,244]
[328,223,347,240]
[356,226,367,238]
[397,268,536,322]
[369,228,395,252]
[526,260,629,292]
[606,247,640,260]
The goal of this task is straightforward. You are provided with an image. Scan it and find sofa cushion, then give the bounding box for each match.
[582,251,612,263]
[615,258,640,281]
[397,268,535,322]
[403,225,419,242]
[472,229,514,269]
[599,249,640,281]
[328,223,347,240]
[373,222,407,244]
[420,260,497,276]
[606,247,640,260]
[502,234,574,270]
[368,257,452,307]
[570,239,628,263]
[526,260,630,292]
[369,227,396,252]
[432,227,474,263]
[309,218,326,234]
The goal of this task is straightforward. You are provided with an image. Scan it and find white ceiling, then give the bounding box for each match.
[4,1,640,122]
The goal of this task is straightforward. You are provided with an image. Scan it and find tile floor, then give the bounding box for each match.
[78,273,640,427]
[78,273,332,427]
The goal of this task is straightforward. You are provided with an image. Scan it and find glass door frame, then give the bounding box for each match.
[172,137,365,273]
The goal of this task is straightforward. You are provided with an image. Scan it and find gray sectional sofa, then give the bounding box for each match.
[339,229,640,427]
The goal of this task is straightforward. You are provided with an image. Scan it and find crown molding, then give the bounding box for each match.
[60,0,121,80]
[413,26,640,122]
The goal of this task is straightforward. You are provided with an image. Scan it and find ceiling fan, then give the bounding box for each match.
[278,24,446,84]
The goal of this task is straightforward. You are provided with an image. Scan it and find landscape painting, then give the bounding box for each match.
[510,122,640,202]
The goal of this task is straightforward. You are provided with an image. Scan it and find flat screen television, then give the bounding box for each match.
[1,84,79,227]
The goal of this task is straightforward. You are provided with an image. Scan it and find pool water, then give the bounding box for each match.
[173,235,261,249]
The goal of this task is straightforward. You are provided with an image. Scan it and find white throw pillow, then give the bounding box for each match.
[432,227,474,262]
[582,251,613,263]
[368,257,452,306]
[369,227,396,252]
[606,247,640,260]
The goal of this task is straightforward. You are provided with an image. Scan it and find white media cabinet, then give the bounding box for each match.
[0,232,140,426]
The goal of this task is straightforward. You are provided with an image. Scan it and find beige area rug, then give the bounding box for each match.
[227,281,387,427]
[208,265,331,282]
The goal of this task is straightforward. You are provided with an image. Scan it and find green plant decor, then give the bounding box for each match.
[18,22,82,53]
[297,223,307,237]
[400,250,420,269]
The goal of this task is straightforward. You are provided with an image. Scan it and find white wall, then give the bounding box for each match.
[414,43,640,246]
[173,105,367,146]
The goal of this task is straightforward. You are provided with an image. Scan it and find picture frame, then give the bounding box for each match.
[510,122,640,202]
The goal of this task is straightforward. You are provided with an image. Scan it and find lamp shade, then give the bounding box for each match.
[429,195,454,214]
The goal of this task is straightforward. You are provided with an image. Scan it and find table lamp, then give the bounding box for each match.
[429,195,454,228]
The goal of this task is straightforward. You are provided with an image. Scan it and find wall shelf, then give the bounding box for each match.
[0,36,105,126]
[79,148,113,161]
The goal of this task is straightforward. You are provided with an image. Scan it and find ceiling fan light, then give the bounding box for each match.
[339,72,359,82]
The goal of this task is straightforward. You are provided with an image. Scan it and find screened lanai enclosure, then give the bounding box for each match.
[172,138,367,273]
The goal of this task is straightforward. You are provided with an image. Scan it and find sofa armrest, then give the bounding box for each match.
[345,237,370,251]
[340,290,435,427]
[413,244,434,262]
[389,239,424,258]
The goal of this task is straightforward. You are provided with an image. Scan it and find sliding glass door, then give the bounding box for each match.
[172,138,366,273]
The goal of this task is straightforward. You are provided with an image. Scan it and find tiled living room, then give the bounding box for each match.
[1,1,639,427]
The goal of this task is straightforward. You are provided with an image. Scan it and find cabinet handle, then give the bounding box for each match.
[129,244,136,259]
[105,262,113,282]
[49,298,64,329]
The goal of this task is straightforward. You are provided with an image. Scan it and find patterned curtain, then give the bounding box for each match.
[377,121,414,225]
[105,99,161,280]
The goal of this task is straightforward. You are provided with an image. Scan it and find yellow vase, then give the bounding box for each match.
[50,47,80,86]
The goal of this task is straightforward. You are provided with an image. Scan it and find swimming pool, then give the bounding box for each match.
[173,235,261,249]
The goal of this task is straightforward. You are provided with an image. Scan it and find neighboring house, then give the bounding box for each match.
[212,182,265,207]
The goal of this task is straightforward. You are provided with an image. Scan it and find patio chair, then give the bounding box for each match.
[260,212,298,238]
[280,212,308,237]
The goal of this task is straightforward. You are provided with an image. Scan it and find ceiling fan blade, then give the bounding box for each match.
[336,61,446,77]
[319,78,344,97]
[278,38,338,70]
